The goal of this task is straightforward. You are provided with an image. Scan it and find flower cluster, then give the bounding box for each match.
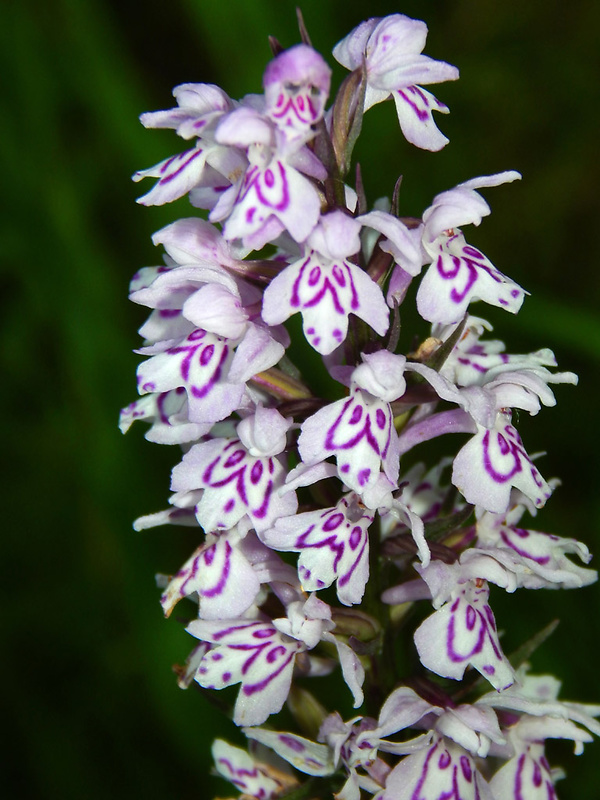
[122,11,598,799]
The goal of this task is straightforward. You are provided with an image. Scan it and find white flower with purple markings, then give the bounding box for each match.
[416,173,526,324]
[171,406,297,533]
[262,210,393,354]
[261,492,374,605]
[333,14,459,151]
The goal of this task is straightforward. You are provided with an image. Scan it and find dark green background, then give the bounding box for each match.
[2,0,599,797]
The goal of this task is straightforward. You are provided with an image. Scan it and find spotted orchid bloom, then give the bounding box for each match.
[452,413,552,515]
[261,492,374,605]
[160,526,298,621]
[263,44,332,140]
[209,107,325,249]
[415,172,526,324]
[475,499,597,590]
[477,669,600,799]
[385,557,516,690]
[262,210,395,354]
[133,85,247,207]
[297,350,405,496]
[188,593,363,726]
[333,14,459,151]
[244,715,389,800]
[170,406,297,533]
[434,317,568,390]
[208,43,332,250]
[212,738,298,800]
[119,387,212,444]
[376,735,493,800]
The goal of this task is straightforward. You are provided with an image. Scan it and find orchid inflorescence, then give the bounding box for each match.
[121,11,599,799]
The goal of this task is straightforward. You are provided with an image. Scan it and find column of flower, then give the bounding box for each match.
[122,12,599,800]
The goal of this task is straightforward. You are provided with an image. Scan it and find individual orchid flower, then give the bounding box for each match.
[212,738,298,800]
[138,82,234,140]
[374,735,493,800]
[209,105,325,250]
[297,350,405,496]
[188,594,361,726]
[119,387,212,444]
[475,500,597,590]
[160,526,298,621]
[170,406,298,533]
[260,492,374,605]
[479,669,600,800]
[407,558,516,690]
[261,210,392,354]
[245,715,388,800]
[263,44,332,139]
[131,82,246,207]
[133,131,247,208]
[434,316,570,390]
[452,412,552,514]
[332,14,459,151]
[416,172,526,324]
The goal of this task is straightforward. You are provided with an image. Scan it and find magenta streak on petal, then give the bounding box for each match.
[397,86,430,122]
[410,742,437,800]
[499,528,550,565]
[308,265,321,286]
[439,254,478,304]
[322,513,344,532]
[159,308,180,318]
[279,735,306,752]
[447,604,485,662]
[332,264,346,288]
[514,753,526,799]
[177,555,200,597]
[465,604,476,630]
[156,392,171,424]
[270,96,312,124]
[203,454,222,484]
[224,449,246,469]
[337,533,368,588]
[191,342,229,399]
[290,257,313,306]
[159,147,204,185]
[533,759,543,787]
[349,406,363,425]
[250,460,264,484]
[460,756,472,782]
[209,464,250,506]
[213,622,259,640]
[252,479,273,519]
[254,161,290,212]
[303,276,346,315]
[200,344,215,366]
[216,758,258,789]
[358,468,371,486]
[242,649,297,696]
[201,541,232,598]
[266,644,287,663]
[325,400,381,456]
[462,245,483,259]
[482,430,522,483]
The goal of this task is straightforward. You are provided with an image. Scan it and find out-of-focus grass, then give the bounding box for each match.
[1,0,599,798]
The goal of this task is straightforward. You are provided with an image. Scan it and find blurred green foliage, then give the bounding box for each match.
[2,0,599,797]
